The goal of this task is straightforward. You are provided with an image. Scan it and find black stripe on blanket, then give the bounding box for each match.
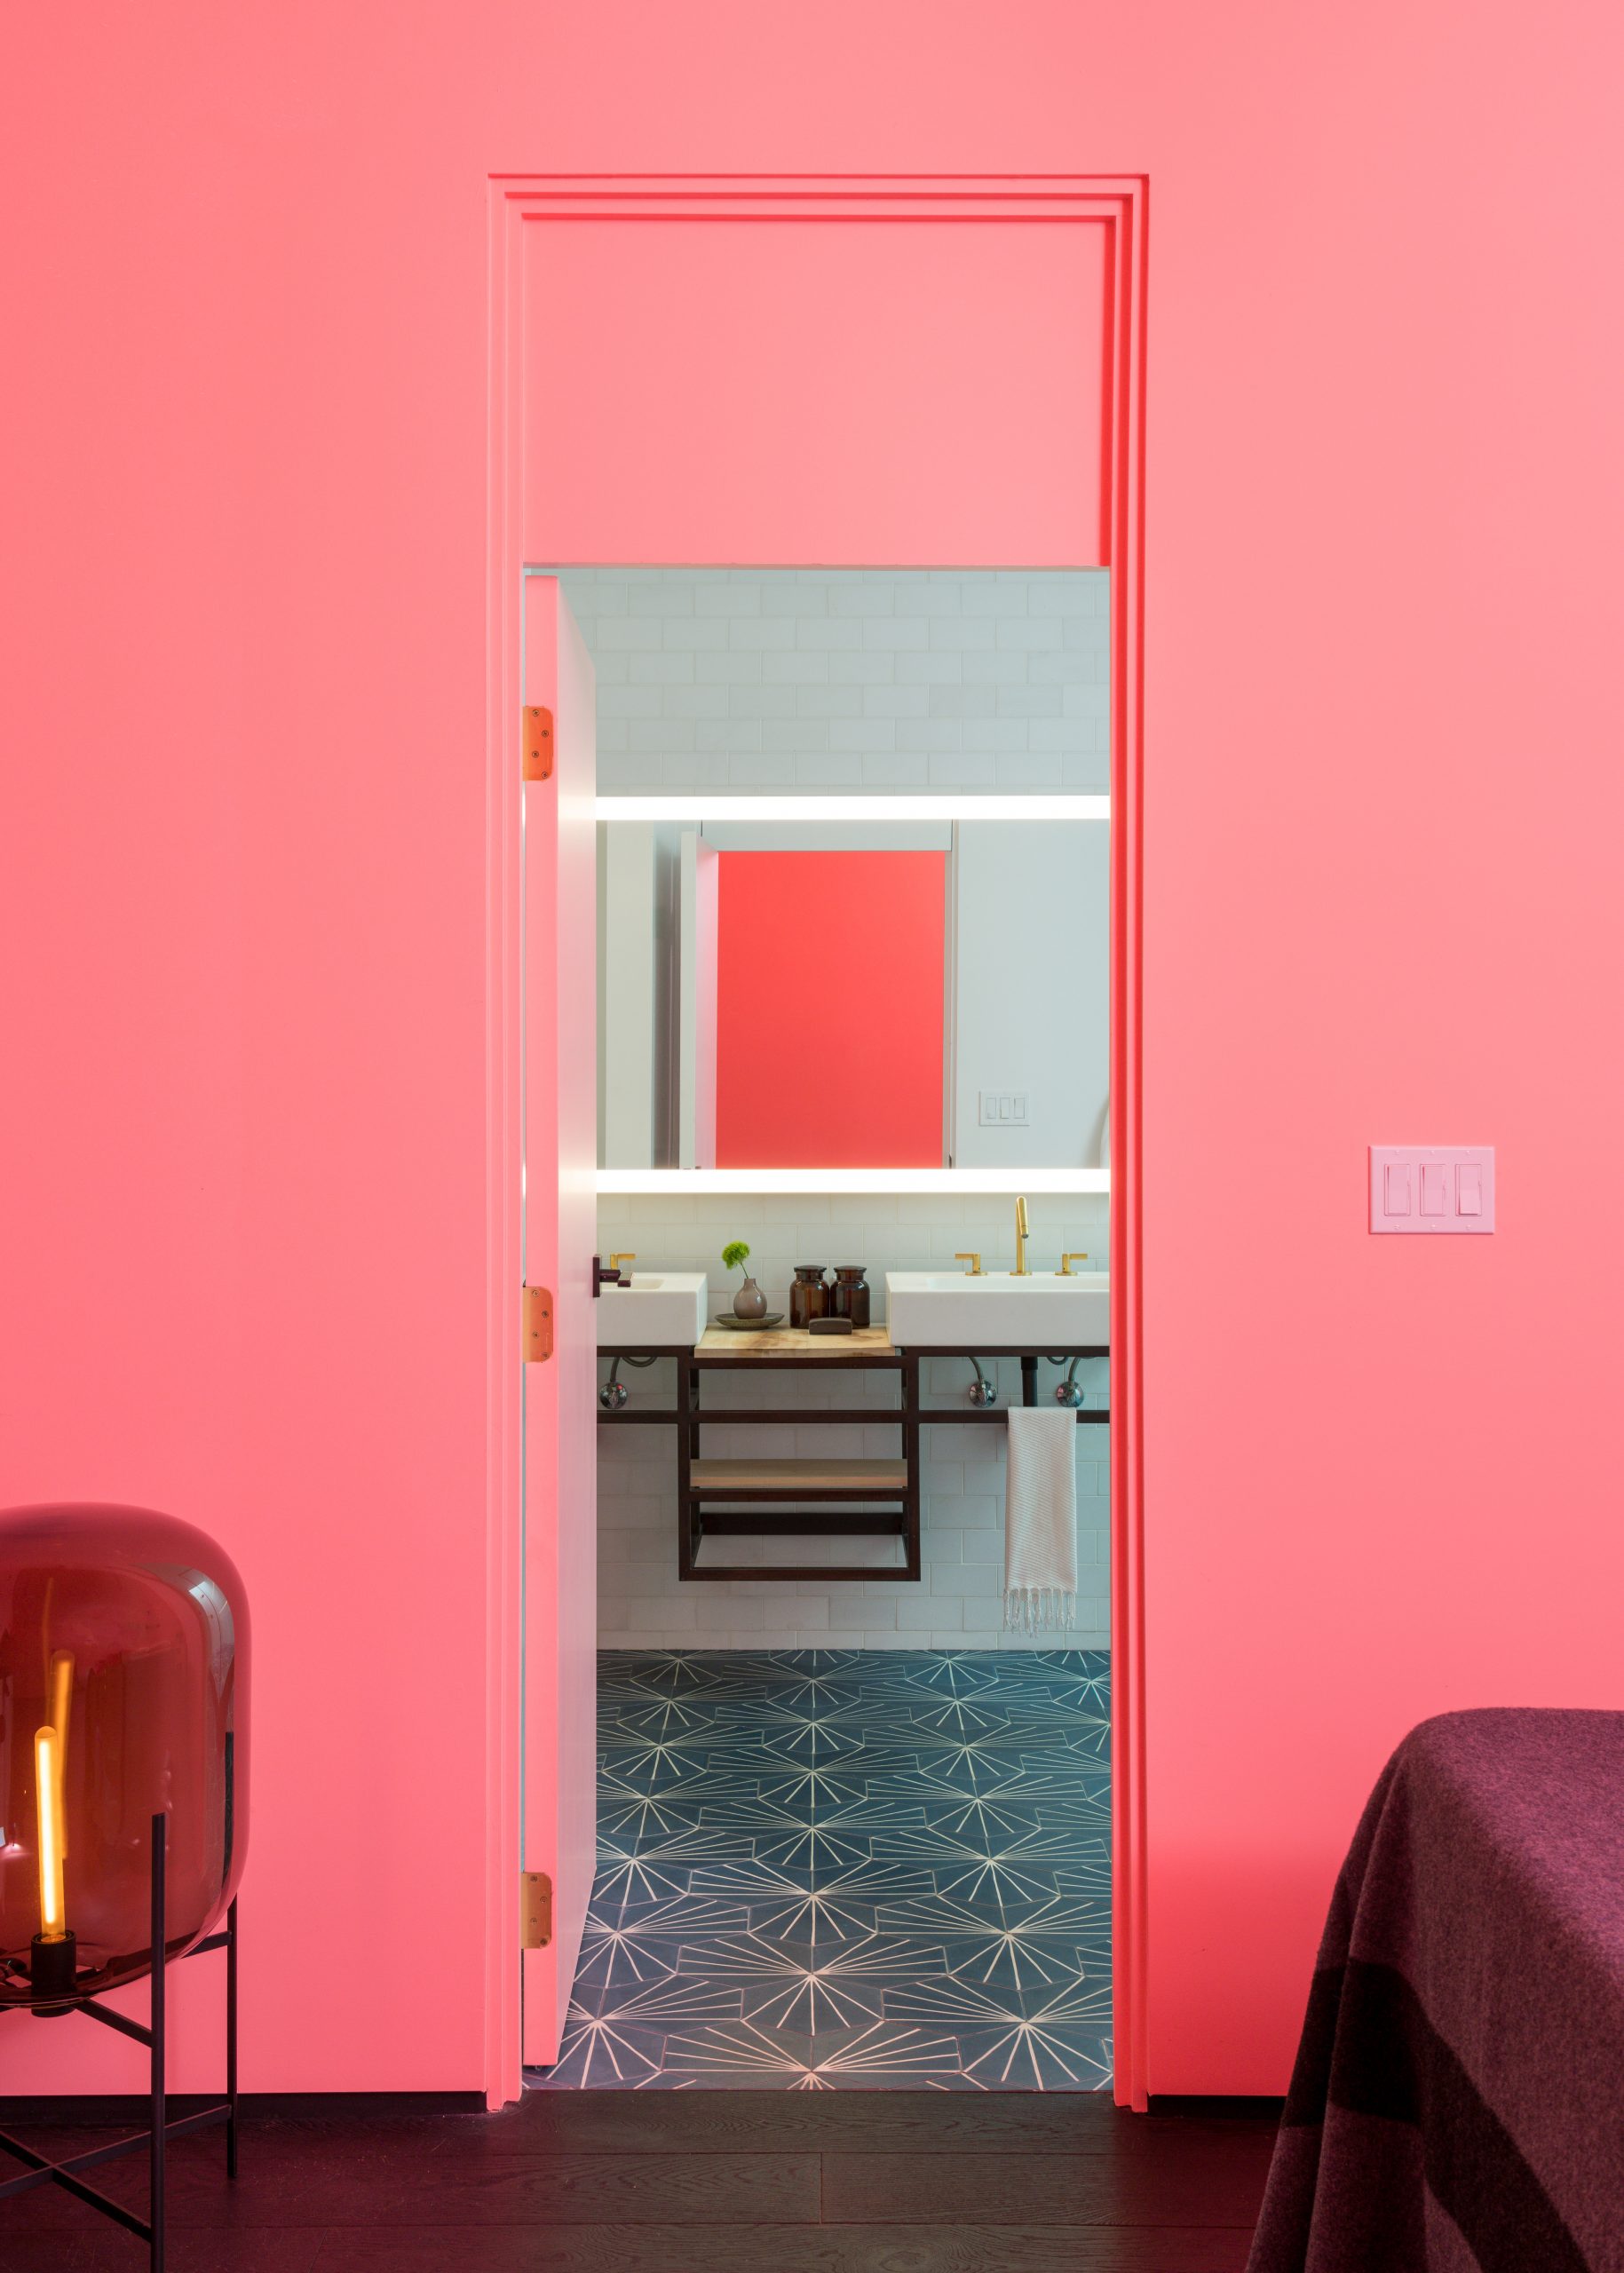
[1280,1958,1588,2273]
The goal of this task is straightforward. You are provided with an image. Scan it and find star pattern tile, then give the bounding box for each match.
[533,1648,1112,2092]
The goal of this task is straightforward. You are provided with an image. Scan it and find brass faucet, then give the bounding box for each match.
[954,1252,984,1276]
[1012,1195,1030,1277]
[1058,1252,1089,1277]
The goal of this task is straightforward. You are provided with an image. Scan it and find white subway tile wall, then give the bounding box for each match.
[545,566,1110,795]
[566,566,1112,1649]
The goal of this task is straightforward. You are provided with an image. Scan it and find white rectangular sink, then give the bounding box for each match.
[885,1270,1109,1348]
[596,1271,708,1348]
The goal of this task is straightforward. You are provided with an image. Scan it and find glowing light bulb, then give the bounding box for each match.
[48,1649,72,1859]
[35,1726,67,1939]
[49,1650,72,1747]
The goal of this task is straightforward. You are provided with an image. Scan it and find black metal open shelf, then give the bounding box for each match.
[598,1335,1108,1583]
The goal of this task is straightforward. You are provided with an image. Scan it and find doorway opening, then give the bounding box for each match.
[531,564,1111,2090]
[486,172,1147,2112]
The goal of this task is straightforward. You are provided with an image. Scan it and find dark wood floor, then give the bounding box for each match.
[1,2090,1278,2271]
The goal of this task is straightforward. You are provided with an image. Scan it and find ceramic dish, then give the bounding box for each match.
[711,1312,786,1332]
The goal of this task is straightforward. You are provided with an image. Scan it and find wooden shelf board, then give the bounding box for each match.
[690,1456,908,1492]
[699,1512,908,1537]
[695,1326,896,1361]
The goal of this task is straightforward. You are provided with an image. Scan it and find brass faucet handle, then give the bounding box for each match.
[1057,1252,1089,1277]
[608,1252,637,1275]
[954,1252,984,1277]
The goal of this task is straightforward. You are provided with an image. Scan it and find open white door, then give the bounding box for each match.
[521,574,598,2066]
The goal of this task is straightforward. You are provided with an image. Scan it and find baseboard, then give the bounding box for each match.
[0,2089,488,2125]
[1146,2094,1286,2119]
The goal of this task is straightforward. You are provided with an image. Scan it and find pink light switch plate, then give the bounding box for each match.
[1370,1145,1494,1233]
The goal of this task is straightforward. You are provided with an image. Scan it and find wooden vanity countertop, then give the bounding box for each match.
[694,1325,896,1359]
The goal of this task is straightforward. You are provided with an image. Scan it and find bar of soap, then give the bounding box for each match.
[808,1317,854,1335]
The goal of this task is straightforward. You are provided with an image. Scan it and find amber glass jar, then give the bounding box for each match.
[0,1504,250,2009]
[789,1265,830,1331]
[829,1266,871,1328]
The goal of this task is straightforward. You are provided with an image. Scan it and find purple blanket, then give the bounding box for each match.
[1248,1709,1624,2273]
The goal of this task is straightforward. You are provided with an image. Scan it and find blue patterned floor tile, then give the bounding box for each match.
[544,2015,671,2088]
[533,1648,1112,2093]
[588,1854,704,1910]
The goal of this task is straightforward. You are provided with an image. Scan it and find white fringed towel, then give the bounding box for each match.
[1004,1406,1078,1632]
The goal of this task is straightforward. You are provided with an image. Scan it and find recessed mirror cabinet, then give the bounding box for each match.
[598,812,1108,1171]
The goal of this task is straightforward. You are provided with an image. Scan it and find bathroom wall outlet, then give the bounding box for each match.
[1370,1145,1494,1233]
[978,1091,1029,1128]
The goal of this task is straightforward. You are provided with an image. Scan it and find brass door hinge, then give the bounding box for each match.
[521,1870,553,1949]
[521,1286,553,1363]
[522,706,554,781]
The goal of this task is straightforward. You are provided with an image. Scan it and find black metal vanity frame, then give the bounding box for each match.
[598,1339,1109,1583]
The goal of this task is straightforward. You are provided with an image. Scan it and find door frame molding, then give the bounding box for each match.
[484,172,1149,2110]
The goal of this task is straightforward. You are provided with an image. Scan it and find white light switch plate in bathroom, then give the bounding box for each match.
[978,1091,1029,1128]
[1370,1145,1494,1233]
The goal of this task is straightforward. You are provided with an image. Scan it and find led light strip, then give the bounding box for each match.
[597,1168,1111,1195]
[593,795,1110,823]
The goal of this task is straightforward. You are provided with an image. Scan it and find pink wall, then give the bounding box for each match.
[524,217,1109,568]
[715,852,946,1168]
[6,4,1624,2095]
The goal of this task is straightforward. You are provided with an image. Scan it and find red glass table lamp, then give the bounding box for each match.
[0,1504,250,2262]
[0,1502,250,2008]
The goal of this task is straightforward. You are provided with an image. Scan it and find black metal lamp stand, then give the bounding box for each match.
[0,1813,239,2270]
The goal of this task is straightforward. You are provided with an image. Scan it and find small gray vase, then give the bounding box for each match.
[733,1275,767,1319]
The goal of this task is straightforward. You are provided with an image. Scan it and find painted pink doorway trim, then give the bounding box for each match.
[486,174,1148,2110]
